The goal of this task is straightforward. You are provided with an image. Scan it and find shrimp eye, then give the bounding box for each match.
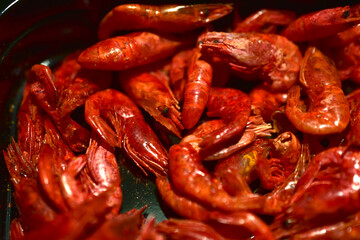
[162,107,169,115]
[200,9,210,17]
[343,10,350,18]
[213,39,219,43]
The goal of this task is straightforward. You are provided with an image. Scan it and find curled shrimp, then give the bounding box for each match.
[198,31,302,92]
[97,3,233,40]
[78,31,191,71]
[281,5,360,42]
[285,46,350,135]
[119,65,183,137]
[182,48,213,129]
[84,89,168,176]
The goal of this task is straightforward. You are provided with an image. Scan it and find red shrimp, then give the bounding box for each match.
[199,87,251,158]
[198,32,302,92]
[60,137,122,216]
[78,31,191,71]
[285,47,350,135]
[233,9,296,33]
[182,48,213,129]
[29,64,90,152]
[3,140,56,231]
[84,89,168,176]
[281,5,360,42]
[21,191,114,240]
[272,147,360,239]
[97,3,233,40]
[119,65,183,138]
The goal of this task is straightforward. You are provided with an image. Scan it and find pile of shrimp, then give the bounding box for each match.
[4,2,360,239]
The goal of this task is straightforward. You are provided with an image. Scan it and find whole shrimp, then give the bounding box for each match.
[272,147,360,239]
[198,31,302,92]
[78,31,191,71]
[182,48,213,129]
[97,3,233,40]
[29,64,91,152]
[233,9,296,34]
[119,64,183,137]
[60,138,122,216]
[281,5,360,42]
[285,46,350,135]
[84,89,168,176]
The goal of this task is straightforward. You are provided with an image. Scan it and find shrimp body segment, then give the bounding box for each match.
[78,32,188,71]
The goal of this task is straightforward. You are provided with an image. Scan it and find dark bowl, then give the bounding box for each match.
[0,0,358,239]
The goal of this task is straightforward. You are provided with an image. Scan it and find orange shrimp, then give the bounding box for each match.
[285,47,350,135]
[281,5,360,42]
[182,48,213,129]
[233,9,296,33]
[97,3,233,40]
[199,87,251,158]
[78,31,191,71]
[84,89,168,176]
[119,65,183,138]
[198,32,302,92]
